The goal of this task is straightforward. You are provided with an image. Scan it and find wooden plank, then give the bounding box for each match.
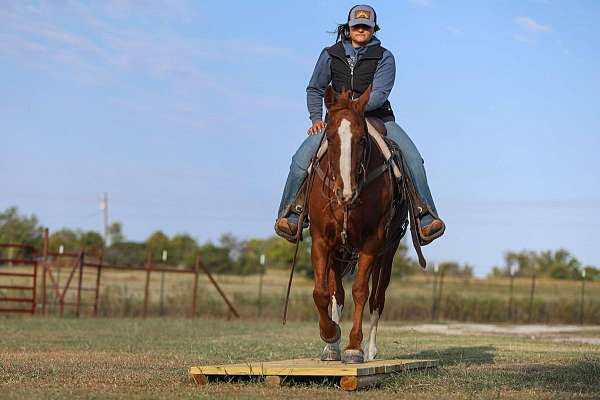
[190,372,208,385]
[340,374,389,391]
[190,358,436,378]
[264,376,282,386]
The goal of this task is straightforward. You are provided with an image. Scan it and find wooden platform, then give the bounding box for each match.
[189,358,438,391]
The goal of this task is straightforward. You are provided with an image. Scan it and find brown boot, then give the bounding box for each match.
[274,217,299,243]
[419,219,445,244]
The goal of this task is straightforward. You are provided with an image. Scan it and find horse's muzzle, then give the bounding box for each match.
[336,186,357,204]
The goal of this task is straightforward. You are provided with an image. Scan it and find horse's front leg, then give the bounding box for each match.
[311,237,341,346]
[343,252,376,364]
[321,259,345,361]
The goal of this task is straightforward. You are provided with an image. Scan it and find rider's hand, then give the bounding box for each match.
[307,120,325,135]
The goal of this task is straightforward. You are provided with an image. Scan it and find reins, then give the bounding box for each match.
[282,120,410,324]
[312,122,391,246]
[282,132,326,325]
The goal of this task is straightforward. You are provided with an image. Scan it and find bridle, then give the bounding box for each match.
[313,118,391,245]
[329,121,371,207]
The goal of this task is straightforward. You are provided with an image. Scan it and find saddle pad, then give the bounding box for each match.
[365,120,402,178]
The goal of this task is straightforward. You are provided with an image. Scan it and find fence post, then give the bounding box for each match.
[159,272,165,316]
[508,268,515,322]
[527,273,536,323]
[143,254,152,318]
[258,254,265,317]
[42,228,49,316]
[31,260,38,315]
[93,251,103,317]
[75,251,85,318]
[431,263,438,321]
[191,255,200,318]
[198,255,240,318]
[580,269,586,325]
[436,269,445,320]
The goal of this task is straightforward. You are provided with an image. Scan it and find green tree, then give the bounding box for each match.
[48,228,80,253]
[108,222,125,244]
[146,231,170,261]
[391,240,419,277]
[537,249,581,280]
[582,265,600,281]
[491,249,591,280]
[79,231,105,252]
[170,233,198,268]
[0,207,42,257]
[264,234,312,276]
[198,242,234,273]
[219,233,243,261]
[237,238,266,275]
[437,261,474,277]
[105,241,147,267]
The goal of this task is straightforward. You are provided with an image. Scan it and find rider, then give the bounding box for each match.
[275,4,445,243]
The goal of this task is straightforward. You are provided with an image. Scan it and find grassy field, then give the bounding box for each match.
[1,263,599,323]
[1,317,599,399]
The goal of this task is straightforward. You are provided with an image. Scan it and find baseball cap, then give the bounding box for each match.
[347,5,376,28]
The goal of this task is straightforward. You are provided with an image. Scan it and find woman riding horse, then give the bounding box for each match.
[275,4,445,243]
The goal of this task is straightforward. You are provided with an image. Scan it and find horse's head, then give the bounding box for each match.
[324,85,371,204]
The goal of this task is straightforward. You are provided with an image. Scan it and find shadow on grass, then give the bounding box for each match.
[201,374,342,390]
[400,346,496,366]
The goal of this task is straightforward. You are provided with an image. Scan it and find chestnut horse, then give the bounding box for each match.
[307,86,407,363]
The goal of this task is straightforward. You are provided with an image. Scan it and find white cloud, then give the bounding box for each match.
[513,16,551,45]
[0,1,297,129]
[515,16,551,34]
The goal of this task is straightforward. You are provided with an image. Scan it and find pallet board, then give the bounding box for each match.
[189,358,438,391]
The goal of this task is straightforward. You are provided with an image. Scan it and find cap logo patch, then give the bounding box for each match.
[354,10,370,19]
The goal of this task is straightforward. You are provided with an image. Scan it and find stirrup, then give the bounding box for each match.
[418,217,446,245]
[274,218,301,244]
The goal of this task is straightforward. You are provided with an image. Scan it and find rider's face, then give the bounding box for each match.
[349,25,374,46]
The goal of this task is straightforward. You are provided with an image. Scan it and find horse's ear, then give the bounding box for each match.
[354,85,372,114]
[325,86,337,109]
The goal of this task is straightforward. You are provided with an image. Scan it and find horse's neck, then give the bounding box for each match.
[365,135,386,171]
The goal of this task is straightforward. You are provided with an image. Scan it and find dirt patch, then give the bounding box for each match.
[383,323,600,345]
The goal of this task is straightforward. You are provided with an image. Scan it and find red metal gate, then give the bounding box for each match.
[0,244,37,315]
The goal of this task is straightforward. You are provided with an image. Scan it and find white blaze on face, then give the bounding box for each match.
[338,118,353,200]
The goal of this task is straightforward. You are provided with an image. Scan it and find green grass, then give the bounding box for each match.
[1,317,599,399]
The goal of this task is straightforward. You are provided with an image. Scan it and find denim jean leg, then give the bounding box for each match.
[277,132,325,219]
[384,121,438,226]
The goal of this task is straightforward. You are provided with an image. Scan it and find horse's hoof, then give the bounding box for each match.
[320,346,341,361]
[320,322,341,344]
[342,349,364,364]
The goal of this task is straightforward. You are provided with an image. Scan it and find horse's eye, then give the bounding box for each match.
[359,136,367,144]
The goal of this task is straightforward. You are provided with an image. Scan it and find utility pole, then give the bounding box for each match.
[100,193,109,246]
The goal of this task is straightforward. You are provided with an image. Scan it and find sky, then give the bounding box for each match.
[1,0,599,276]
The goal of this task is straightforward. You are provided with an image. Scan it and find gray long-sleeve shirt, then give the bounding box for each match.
[306,37,396,123]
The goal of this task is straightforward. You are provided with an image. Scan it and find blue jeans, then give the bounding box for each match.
[277,121,438,227]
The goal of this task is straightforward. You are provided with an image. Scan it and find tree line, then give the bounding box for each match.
[1,206,597,280]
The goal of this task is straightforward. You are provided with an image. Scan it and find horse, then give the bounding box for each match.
[306,85,408,363]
